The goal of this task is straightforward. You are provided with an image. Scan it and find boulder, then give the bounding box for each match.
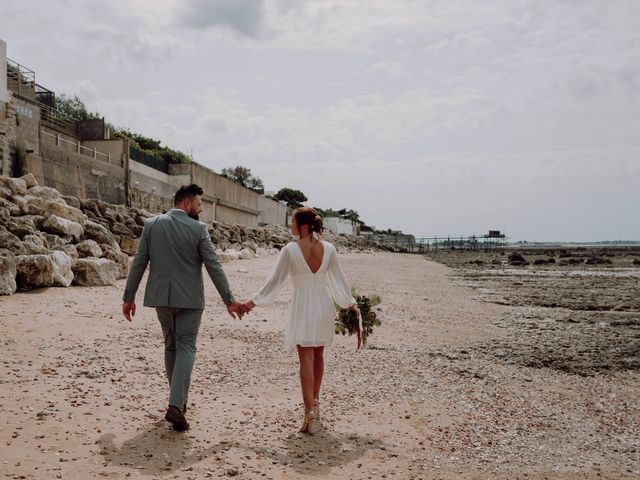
[22,234,50,254]
[61,195,81,209]
[111,222,133,237]
[16,254,54,289]
[43,199,87,224]
[508,252,529,266]
[43,233,69,250]
[83,219,117,247]
[239,248,255,260]
[72,258,118,286]
[0,251,17,295]
[0,229,26,255]
[0,197,20,216]
[50,250,73,287]
[22,195,44,215]
[10,195,29,215]
[119,236,138,256]
[0,186,12,199]
[585,257,612,265]
[53,244,79,259]
[27,186,62,201]
[76,239,103,258]
[42,215,83,242]
[0,176,27,196]
[7,219,35,239]
[20,173,38,188]
[633,258,640,266]
[0,207,9,225]
[102,246,129,279]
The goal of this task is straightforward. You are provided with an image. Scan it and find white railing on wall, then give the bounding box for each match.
[40,129,121,166]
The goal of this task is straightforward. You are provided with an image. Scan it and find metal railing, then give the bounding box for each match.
[40,129,120,166]
[368,235,508,253]
[6,58,35,100]
[129,146,169,173]
[39,102,79,137]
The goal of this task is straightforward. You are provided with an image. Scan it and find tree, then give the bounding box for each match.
[274,188,308,208]
[221,166,264,191]
[56,94,100,120]
[338,208,361,222]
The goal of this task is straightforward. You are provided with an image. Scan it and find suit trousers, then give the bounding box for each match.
[155,307,203,411]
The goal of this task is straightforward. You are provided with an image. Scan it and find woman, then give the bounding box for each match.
[243,207,360,433]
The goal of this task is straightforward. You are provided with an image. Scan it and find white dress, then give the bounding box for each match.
[252,240,356,351]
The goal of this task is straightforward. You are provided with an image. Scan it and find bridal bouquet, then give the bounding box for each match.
[335,288,381,348]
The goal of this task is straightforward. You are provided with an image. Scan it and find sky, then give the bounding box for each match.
[1,0,639,242]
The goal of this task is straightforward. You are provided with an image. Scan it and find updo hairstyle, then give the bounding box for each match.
[293,207,324,236]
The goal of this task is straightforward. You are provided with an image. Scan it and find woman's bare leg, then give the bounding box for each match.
[312,346,324,403]
[296,346,315,413]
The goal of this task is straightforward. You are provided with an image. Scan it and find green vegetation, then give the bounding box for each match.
[220,165,264,191]
[273,188,308,208]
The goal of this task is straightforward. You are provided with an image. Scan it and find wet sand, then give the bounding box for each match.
[1,251,638,479]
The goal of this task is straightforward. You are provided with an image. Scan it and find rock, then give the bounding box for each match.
[76,239,103,258]
[43,233,69,250]
[0,251,17,295]
[22,235,50,255]
[50,251,73,287]
[102,247,129,279]
[633,258,640,266]
[16,254,54,289]
[111,222,133,237]
[508,252,529,266]
[239,248,255,260]
[0,229,26,255]
[119,237,138,256]
[7,218,35,239]
[0,207,9,225]
[61,195,81,209]
[53,244,79,260]
[0,176,27,196]
[43,199,87,224]
[23,195,44,215]
[42,215,83,242]
[0,186,12,199]
[585,257,612,265]
[72,258,118,286]
[20,173,38,188]
[10,195,29,215]
[0,197,20,216]
[83,219,117,247]
[27,186,62,201]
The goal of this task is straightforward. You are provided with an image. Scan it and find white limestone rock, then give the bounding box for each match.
[42,215,83,242]
[50,250,73,287]
[16,254,54,289]
[72,258,118,286]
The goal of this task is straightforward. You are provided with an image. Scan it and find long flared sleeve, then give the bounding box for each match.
[252,245,291,306]
[327,244,356,308]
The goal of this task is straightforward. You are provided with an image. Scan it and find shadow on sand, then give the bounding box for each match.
[96,422,217,474]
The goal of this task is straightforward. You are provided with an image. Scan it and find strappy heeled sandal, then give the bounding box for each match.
[300,410,320,434]
[312,399,320,420]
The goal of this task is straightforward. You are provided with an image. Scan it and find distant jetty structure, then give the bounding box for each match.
[369,230,507,253]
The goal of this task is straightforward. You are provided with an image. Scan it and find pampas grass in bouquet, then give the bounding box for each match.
[335,288,381,347]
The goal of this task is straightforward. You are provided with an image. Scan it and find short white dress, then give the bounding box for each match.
[252,240,356,351]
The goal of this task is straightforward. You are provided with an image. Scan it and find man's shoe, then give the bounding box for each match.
[165,406,189,432]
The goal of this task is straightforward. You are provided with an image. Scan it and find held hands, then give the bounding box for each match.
[226,302,247,320]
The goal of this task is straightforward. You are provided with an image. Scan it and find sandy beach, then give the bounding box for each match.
[1,251,638,479]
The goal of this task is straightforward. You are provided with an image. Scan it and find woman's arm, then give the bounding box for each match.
[327,245,357,308]
[250,245,292,307]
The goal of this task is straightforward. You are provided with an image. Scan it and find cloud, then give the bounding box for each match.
[178,0,271,38]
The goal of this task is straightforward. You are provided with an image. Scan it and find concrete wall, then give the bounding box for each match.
[0,39,9,103]
[257,195,288,226]
[128,159,185,213]
[33,138,126,204]
[82,139,127,167]
[14,97,40,156]
[191,163,261,226]
[324,217,356,235]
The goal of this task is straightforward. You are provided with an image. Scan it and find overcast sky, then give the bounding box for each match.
[2,0,639,241]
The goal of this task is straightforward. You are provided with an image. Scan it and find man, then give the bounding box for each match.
[122,184,245,432]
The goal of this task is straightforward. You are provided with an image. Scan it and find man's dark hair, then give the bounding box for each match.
[174,184,204,205]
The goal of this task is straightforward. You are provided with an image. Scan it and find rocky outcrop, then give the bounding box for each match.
[0,173,378,295]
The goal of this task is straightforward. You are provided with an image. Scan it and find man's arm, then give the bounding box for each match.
[122,219,152,305]
[198,226,235,305]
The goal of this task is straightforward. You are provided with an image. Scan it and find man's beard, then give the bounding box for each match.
[188,209,199,221]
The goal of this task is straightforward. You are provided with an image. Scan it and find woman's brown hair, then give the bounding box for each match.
[293,207,324,236]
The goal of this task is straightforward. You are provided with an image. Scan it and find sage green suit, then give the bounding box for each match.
[123,208,234,410]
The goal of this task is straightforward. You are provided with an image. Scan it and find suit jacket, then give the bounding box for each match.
[122,209,234,309]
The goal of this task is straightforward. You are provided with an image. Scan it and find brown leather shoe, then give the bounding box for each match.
[165,406,189,431]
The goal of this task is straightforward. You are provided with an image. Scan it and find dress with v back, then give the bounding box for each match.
[252,240,356,350]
